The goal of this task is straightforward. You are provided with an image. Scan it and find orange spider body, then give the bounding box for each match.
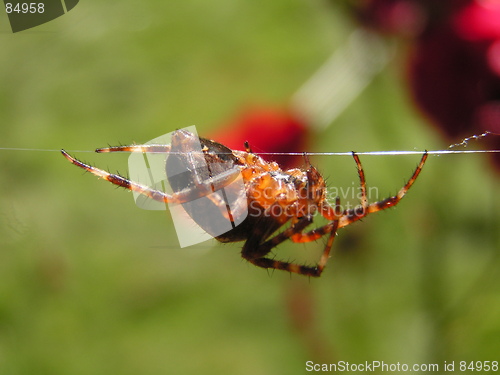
[237,152,326,225]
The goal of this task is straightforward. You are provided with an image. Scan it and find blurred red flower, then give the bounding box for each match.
[211,107,309,169]
[352,0,500,168]
[409,0,500,166]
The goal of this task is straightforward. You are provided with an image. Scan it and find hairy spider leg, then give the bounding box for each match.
[287,152,427,245]
[96,144,172,153]
[95,144,242,206]
[248,152,426,277]
[242,197,342,277]
[338,151,428,229]
[352,152,368,210]
[95,144,237,220]
[61,150,242,208]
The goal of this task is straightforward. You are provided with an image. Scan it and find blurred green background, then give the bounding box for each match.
[1,1,499,374]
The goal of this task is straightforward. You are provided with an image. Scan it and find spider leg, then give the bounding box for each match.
[242,216,313,257]
[243,198,342,277]
[242,216,315,276]
[338,151,428,229]
[292,197,342,242]
[96,143,240,220]
[61,150,242,205]
[352,152,368,211]
[245,220,339,278]
[96,144,172,153]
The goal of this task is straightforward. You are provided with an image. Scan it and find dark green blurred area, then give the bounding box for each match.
[0,1,499,374]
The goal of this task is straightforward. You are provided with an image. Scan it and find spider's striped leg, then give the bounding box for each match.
[96,144,172,153]
[242,216,313,257]
[96,143,237,219]
[291,196,342,243]
[61,150,242,205]
[352,152,368,212]
[246,220,339,278]
[338,151,428,229]
[243,198,342,277]
[289,197,341,276]
[242,215,320,277]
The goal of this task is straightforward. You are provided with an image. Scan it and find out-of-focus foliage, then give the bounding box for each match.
[0,1,498,374]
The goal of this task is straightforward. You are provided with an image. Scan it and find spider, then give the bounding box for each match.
[61,129,427,277]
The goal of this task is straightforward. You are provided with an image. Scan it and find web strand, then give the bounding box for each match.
[1,132,499,156]
[0,147,499,156]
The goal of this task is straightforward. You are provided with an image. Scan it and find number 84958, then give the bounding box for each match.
[5,3,45,14]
